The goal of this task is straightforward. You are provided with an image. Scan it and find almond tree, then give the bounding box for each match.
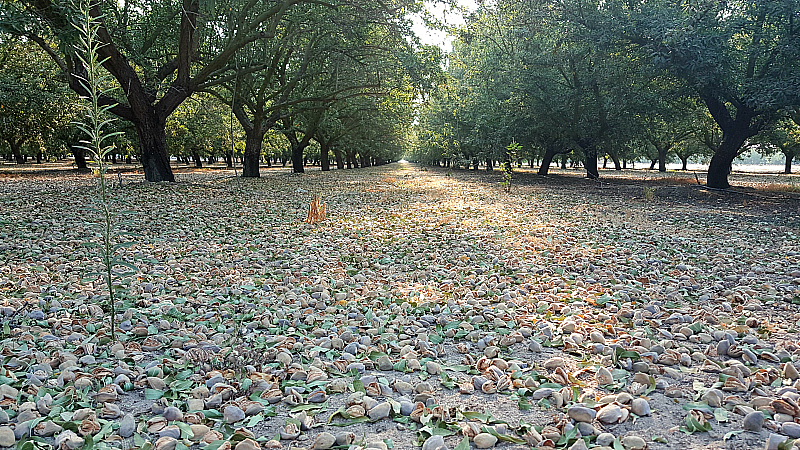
[0,0,338,181]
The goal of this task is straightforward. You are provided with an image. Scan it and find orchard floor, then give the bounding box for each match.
[1,162,799,450]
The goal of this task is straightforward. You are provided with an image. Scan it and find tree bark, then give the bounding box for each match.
[320,140,330,171]
[334,147,344,169]
[345,150,354,169]
[284,127,312,174]
[291,143,305,173]
[657,144,669,172]
[242,128,265,177]
[584,148,599,179]
[485,158,493,171]
[136,118,175,182]
[680,156,689,171]
[192,149,203,168]
[702,95,760,189]
[73,146,88,169]
[706,124,755,188]
[606,151,621,170]
[784,152,792,174]
[538,147,557,175]
[10,140,25,164]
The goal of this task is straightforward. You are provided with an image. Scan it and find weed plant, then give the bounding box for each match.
[74,0,137,341]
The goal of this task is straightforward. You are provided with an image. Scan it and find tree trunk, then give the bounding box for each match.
[649,159,657,170]
[657,144,668,172]
[73,147,88,169]
[136,118,175,182]
[345,150,353,169]
[242,128,265,177]
[192,149,203,168]
[538,147,556,175]
[602,156,607,169]
[10,140,25,164]
[702,97,760,189]
[334,148,344,169]
[485,158,493,171]
[784,152,792,174]
[584,148,599,179]
[284,128,313,174]
[680,156,689,171]
[321,140,330,171]
[36,150,42,164]
[292,144,305,173]
[706,127,754,188]
[225,151,233,168]
[560,155,567,169]
[609,152,621,170]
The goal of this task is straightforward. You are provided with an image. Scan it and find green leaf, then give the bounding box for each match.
[714,407,728,423]
[289,401,328,414]
[652,436,668,443]
[393,359,408,372]
[481,425,526,444]
[556,423,578,446]
[200,410,222,419]
[682,403,714,414]
[144,389,164,400]
[614,347,641,362]
[444,321,462,330]
[202,441,227,450]
[174,422,194,440]
[246,414,263,427]
[723,430,744,441]
[367,351,388,361]
[680,412,712,434]
[462,410,492,423]
[454,437,470,450]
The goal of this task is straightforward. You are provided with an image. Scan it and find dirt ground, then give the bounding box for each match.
[1,162,799,450]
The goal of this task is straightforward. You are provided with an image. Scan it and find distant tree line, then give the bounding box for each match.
[0,0,441,179]
[412,0,800,187]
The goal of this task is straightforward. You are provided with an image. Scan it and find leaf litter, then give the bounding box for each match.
[0,164,799,450]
